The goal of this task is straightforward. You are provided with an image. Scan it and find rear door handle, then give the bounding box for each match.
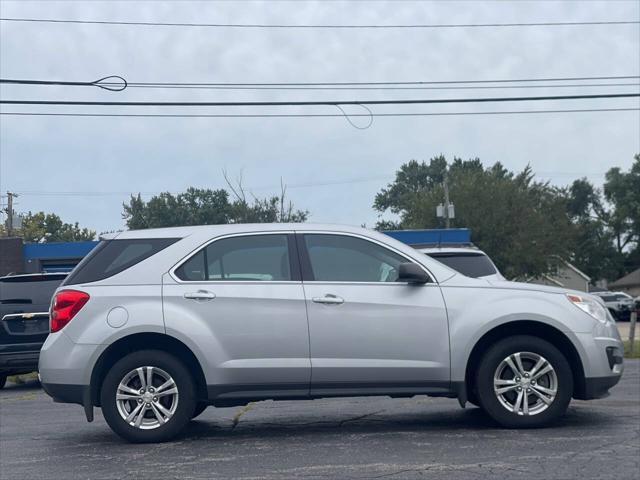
[312,294,344,305]
[184,290,216,301]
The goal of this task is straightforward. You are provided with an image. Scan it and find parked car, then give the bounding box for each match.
[417,246,505,281]
[591,291,635,321]
[39,224,623,443]
[0,273,67,388]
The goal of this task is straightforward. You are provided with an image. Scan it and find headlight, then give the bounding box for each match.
[566,294,610,324]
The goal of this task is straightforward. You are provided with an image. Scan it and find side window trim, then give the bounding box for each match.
[294,233,315,281]
[287,233,303,282]
[170,232,302,284]
[295,232,435,284]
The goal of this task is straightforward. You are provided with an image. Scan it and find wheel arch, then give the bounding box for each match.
[89,332,208,407]
[464,320,587,402]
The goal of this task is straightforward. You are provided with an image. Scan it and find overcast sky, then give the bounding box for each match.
[1,0,639,235]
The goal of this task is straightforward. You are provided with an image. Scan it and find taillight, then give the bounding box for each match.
[50,290,90,333]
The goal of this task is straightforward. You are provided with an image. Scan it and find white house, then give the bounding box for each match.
[528,261,591,292]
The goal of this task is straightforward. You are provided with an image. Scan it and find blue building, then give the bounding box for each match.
[0,238,99,275]
[22,241,99,273]
[383,228,471,248]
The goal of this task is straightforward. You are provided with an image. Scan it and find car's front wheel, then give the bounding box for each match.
[100,350,196,443]
[192,402,208,419]
[0,374,6,389]
[475,335,573,428]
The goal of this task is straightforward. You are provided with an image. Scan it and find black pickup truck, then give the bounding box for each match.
[0,273,66,388]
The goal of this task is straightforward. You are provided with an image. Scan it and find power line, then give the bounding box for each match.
[0,76,127,91]
[2,78,639,91]
[2,107,638,118]
[1,17,638,28]
[2,93,638,108]
[91,82,640,91]
[3,75,638,88]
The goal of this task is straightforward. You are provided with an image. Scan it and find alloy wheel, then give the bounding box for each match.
[115,366,179,429]
[493,352,558,416]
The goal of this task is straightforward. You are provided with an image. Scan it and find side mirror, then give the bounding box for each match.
[398,263,429,284]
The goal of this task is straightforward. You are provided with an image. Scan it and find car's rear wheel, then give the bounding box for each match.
[475,335,573,428]
[100,350,196,443]
[0,375,7,389]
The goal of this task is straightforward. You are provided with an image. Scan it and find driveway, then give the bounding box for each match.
[1,360,639,479]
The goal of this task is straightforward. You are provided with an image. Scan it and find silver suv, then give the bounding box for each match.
[39,224,624,443]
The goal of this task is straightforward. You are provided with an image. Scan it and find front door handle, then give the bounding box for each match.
[312,294,344,305]
[184,290,216,301]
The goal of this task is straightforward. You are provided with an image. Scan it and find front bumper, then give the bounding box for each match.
[580,374,622,400]
[572,320,624,399]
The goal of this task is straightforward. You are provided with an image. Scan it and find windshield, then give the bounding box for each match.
[426,252,498,278]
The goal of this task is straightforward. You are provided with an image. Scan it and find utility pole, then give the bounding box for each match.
[436,175,455,228]
[443,177,451,229]
[6,192,17,236]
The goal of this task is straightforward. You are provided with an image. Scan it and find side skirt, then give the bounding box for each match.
[207,382,457,407]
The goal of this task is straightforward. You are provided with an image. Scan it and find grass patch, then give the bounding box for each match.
[623,340,640,359]
[7,371,39,384]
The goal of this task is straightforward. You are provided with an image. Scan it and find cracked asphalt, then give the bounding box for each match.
[1,360,639,480]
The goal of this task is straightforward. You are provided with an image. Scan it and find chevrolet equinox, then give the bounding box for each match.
[39,224,624,442]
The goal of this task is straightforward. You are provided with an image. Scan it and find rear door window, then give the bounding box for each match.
[64,238,178,285]
[174,234,294,282]
[426,252,497,278]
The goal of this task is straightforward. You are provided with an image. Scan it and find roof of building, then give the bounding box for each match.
[609,268,640,288]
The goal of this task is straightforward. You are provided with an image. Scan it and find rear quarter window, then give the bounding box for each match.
[63,238,178,285]
[427,252,497,278]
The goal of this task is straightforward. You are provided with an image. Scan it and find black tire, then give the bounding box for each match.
[100,350,196,443]
[475,335,573,428]
[192,402,208,419]
[0,375,7,389]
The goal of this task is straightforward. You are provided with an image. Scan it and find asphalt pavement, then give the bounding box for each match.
[1,360,639,480]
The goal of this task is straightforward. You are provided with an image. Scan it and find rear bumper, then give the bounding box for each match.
[41,382,94,422]
[41,382,87,405]
[0,343,42,374]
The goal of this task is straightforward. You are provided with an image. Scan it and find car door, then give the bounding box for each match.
[162,232,311,398]
[298,233,450,396]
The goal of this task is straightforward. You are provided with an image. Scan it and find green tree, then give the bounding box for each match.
[603,155,640,257]
[123,189,234,229]
[565,155,640,280]
[123,181,308,229]
[374,156,575,279]
[18,212,96,242]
